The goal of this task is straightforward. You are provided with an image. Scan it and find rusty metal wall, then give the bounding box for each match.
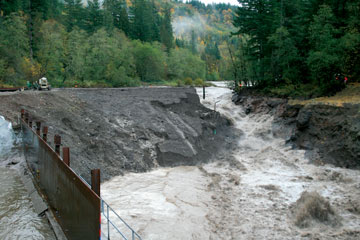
[21,119,100,240]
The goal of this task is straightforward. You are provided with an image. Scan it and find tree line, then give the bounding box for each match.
[232,0,360,97]
[0,0,207,87]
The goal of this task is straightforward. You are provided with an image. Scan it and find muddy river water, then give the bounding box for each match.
[102,84,360,240]
[0,116,55,240]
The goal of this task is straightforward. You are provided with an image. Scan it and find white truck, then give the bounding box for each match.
[35,77,51,90]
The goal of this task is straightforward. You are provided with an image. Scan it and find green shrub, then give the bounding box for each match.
[194,78,204,86]
[176,79,183,87]
[184,77,193,86]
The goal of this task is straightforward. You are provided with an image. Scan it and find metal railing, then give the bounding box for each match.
[101,200,142,240]
[78,175,142,240]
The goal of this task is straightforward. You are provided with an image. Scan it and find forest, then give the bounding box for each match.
[0,0,237,88]
[233,0,360,97]
[0,0,359,97]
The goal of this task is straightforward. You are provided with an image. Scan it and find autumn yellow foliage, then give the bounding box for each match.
[21,57,42,81]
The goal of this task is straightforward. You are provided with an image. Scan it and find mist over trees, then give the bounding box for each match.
[232,0,360,97]
[1,0,234,87]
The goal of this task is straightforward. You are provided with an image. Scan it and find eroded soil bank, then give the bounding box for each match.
[0,88,235,182]
[232,92,360,169]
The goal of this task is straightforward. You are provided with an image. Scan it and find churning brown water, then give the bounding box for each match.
[101,84,360,240]
[0,116,55,240]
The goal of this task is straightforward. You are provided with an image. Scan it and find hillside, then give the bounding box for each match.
[0,0,238,88]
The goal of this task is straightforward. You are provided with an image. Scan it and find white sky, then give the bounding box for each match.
[199,0,240,6]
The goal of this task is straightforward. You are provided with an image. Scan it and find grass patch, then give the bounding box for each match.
[289,83,360,107]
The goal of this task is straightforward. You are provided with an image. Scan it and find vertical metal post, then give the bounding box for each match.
[54,135,61,155]
[25,112,29,123]
[91,169,101,197]
[203,86,205,99]
[62,147,70,166]
[36,121,41,135]
[42,126,48,142]
[107,205,110,240]
[21,109,25,119]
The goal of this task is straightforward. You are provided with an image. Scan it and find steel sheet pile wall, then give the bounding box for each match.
[21,116,100,240]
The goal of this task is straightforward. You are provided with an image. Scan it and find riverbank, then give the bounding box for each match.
[232,83,360,169]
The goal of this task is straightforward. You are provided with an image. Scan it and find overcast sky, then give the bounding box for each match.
[199,0,240,6]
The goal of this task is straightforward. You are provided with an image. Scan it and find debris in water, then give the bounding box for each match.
[291,191,341,228]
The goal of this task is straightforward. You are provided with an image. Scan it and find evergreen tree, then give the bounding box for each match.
[233,0,275,82]
[150,0,160,42]
[175,38,186,48]
[307,4,342,91]
[118,7,130,35]
[268,26,300,84]
[131,0,150,41]
[86,0,103,33]
[340,0,360,80]
[0,0,23,15]
[160,4,174,52]
[103,0,130,34]
[63,0,84,31]
[131,0,160,42]
[30,0,60,20]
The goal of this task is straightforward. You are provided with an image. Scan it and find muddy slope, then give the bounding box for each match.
[0,88,235,181]
[232,93,360,169]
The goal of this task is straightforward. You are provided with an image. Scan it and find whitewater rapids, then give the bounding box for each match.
[101,84,360,239]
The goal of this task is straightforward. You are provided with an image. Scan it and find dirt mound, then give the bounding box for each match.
[0,88,236,182]
[290,191,341,228]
